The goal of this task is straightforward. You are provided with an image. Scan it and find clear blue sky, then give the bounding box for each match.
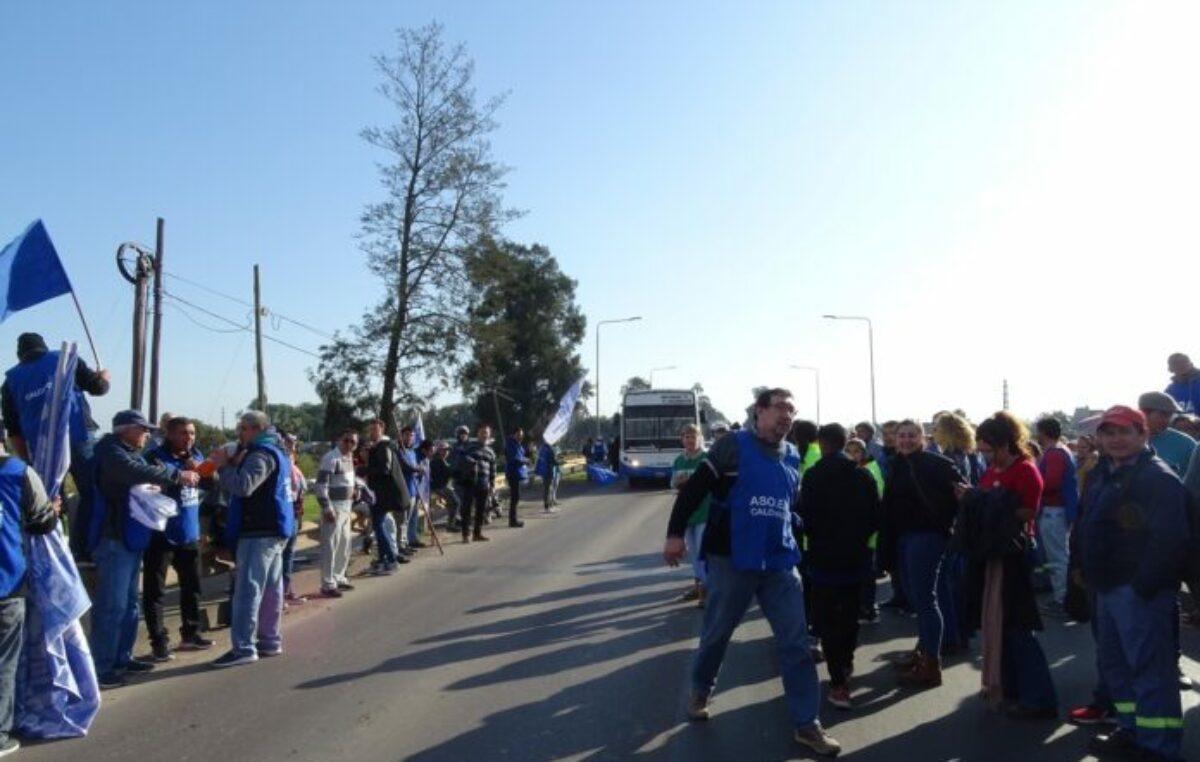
[2,1,1197,434]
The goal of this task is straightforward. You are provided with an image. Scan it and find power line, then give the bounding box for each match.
[163,291,323,359]
[165,300,249,334]
[163,270,339,341]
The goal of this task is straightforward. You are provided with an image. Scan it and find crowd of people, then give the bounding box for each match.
[0,332,569,758]
[664,353,1200,761]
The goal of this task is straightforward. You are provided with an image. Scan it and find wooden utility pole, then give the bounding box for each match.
[1003,379,1010,411]
[129,251,152,411]
[148,217,165,423]
[254,264,267,411]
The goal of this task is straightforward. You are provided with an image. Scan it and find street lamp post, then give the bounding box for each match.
[822,314,876,425]
[788,365,821,423]
[649,365,677,388]
[596,316,642,437]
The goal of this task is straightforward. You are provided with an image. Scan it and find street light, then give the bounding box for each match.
[788,365,821,423]
[596,316,642,436]
[822,314,876,425]
[649,365,677,388]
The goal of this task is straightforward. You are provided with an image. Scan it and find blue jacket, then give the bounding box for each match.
[505,437,529,480]
[3,351,89,445]
[1166,374,1200,414]
[90,433,180,552]
[1078,448,1190,598]
[536,442,558,478]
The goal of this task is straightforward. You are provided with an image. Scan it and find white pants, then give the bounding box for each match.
[320,509,352,589]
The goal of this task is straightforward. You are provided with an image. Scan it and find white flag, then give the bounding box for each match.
[543,375,586,446]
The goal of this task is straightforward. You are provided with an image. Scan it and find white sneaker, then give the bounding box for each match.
[794,723,842,757]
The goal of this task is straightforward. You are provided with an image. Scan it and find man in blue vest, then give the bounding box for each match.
[0,439,58,758]
[505,427,528,529]
[209,410,295,669]
[663,388,840,756]
[143,416,214,662]
[1,333,111,563]
[89,410,199,689]
[397,426,424,551]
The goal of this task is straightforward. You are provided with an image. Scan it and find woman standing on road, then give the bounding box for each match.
[671,423,709,608]
[932,413,983,657]
[963,412,1057,719]
[881,419,963,689]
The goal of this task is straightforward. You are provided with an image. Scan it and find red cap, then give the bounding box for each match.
[1098,405,1147,433]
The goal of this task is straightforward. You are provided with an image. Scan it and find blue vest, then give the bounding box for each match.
[87,454,156,553]
[0,457,29,598]
[725,430,802,571]
[4,352,88,445]
[150,446,203,546]
[591,442,607,462]
[225,443,294,546]
[506,438,528,480]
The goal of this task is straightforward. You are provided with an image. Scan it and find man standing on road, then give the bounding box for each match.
[0,439,59,757]
[504,427,528,529]
[90,411,199,688]
[429,441,461,527]
[365,419,411,574]
[1079,406,1190,761]
[461,424,497,543]
[143,416,215,662]
[315,429,358,598]
[663,388,840,756]
[448,425,472,532]
[1034,417,1078,618]
[799,423,880,711]
[209,411,295,669]
[2,332,111,562]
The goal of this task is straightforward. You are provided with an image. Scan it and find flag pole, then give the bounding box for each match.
[68,289,103,369]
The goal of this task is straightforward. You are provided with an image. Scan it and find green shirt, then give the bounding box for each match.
[802,442,821,474]
[672,451,711,525]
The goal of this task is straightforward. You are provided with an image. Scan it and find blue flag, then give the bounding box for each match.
[543,375,587,446]
[0,220,73,323]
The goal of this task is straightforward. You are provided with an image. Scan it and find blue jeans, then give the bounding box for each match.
[1001,628,1058,709]
[939,550,966,647]
[371,509,395,564]
[230,536,285,655]
[89,537,142,676]
[1096,585,1182,760]
[1037,507,1069,605]
[898,531,946,656]
[685,523,707,585]
[406,502,421,545]
[281,531,298,595]
[0,598,24,744]
[692,555,820,729]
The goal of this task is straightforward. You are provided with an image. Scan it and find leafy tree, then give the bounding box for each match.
[245,400,325,442]
[692,382,729,426]
[460,238,587,435]
[622,376,651,394]
[313,22,516,432]
[193,419,233,453]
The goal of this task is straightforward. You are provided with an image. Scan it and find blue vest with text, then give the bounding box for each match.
[5,352,88,445]
[0,457,28,598]
[726,430,802,571]
[225,443,294,546]
[150,445,203,546]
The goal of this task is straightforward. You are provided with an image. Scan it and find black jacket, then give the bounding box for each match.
[366,438,411,512]
[883,450,962,537]
[954,486,1025,562]
[799,453,880,574]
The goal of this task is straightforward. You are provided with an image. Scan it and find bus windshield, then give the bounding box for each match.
[622,404,696,450]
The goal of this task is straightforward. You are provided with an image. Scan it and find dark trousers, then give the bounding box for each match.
[812,582,861,686]
[142,532,203,646]
[460,487,489,535]
[67,437,95,561]
[508,478,521,522]
[0,597,24,744]
[370,507,395,564]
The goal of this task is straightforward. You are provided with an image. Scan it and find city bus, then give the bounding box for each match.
[618,388,703,486]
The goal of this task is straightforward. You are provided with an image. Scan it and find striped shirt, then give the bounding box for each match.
[315,448,356,511]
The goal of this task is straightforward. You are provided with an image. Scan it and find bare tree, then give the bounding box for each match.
[314,22,516,430]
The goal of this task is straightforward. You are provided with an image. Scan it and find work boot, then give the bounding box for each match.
[473,532,490,542]
[891,647,922,672]
[897,653,942,688]
[686,691,710,721]
[794,722,842,757]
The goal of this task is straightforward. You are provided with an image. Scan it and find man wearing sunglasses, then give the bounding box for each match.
[315,430,360,598]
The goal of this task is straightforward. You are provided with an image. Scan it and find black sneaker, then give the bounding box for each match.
[176,634,215,651]
[98,672,126,689]
[411,540,429,549]
[509,519,525,528]
[337,582,356,591]
[210,650,258,669]
[396,554,412,564]
[1087,728,1140,757]
[320,587,343,598]
[122,658,156,674]
[0,737,20,758]
[151,642,175,663]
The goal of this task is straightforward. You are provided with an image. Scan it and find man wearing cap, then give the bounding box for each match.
[449,425,473,531]
[2,332,111,562]
[0,437,59,757]
[89,410,200,688]
[428,440,460,528]
[208,410,296,668]
[1165,353,1200,415]
[1138,392,1197,477]
[1079,405,1190,761]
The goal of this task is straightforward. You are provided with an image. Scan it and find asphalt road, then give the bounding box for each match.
[19,483,1200,762]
